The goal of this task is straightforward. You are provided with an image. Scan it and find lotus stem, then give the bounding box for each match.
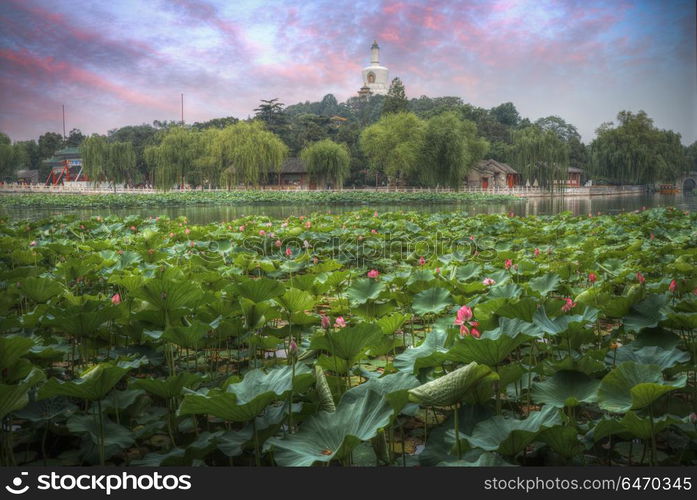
[453,402,462,460]
[649,403,657,466]
[97,399,105,466]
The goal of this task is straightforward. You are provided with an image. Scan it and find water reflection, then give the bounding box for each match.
[3,192,695,224]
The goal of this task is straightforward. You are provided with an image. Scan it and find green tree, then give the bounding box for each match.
[300,139,351,189]
[81,135,110,183]
[145,126,199,190]
[382,77,408,115]
[215,121,288,188]
[37,132,64,178]
[420,112,489,189]
[107,141,137,187]
[589,110,687,184]
[65,128,85,147]
[107,125,158,184]
[0,132,15,180]
[490,102,520,127]
[360,112,424,186]
[13,140,40,171]
[511,125,569,190]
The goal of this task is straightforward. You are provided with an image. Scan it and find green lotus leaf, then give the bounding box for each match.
[178,364,312,422]
[377,312,409,335]
[408,362,495,407]
[266,389,394,466]
[531,370,600,408]
[528,273,561,297]
[0,367,45,420]
[310,323,382,364]
[0,335,34,373]
[67,414,135,457]
[597,361,687,413]
[487,283,522,299]
[622,294,669,333]
[162,320,210,349]
[447,327,528,367]
[39,362,132,401]
[346,278,385,305]
[606,345,690,371]
[394,328,450,374]
[343,371,420,413]
[314,366,336,413]
[412,287,454,315]
[274,287,315,314]
[131,372,204,400]
[134,277,204,318]
[18,277,65,303]
[619,411,685,440]
[234,278,285,303]
[539,425,583,458]
[464,405,562,456]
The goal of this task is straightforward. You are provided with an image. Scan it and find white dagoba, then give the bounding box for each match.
[360,40,389,96]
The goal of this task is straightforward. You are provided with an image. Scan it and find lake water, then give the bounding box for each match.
[3,192,696,224]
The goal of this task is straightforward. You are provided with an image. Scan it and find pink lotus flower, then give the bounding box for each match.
[459,325,470,337]
[239,225,245,231]
[636,272,646,285]
[371,229,378,234]
[305,221,312,229]
[259,230,266,236]
[285,247,293,257]
[650,233,655,240]
[289,338,298,354]
[561,298,576,312]
[470,328,481,338]
[313,256,319,265]
[185,228,190,235]
[588,272,597,283]
[111,293,121,305]
[129,226,136,231]
[189,241,195,247]
[367,269,379,279]
[455,305,473,325]
[169,232,175,238]
[418,256,426,266]
[482,278,496,286]
[275,239,282,248]
[534,248,540,257]
[334,316,346,328]
[669,279,677,293]
[689,412,697,424]
[435,267,441,274]
[321,315,330,329]
[469,235,475,241]
[504,259,512,270]
[29,240,36,247]
[80,225,85,230]
[693,288,697,296]
[373,211,378,217]
[281,222,288,227]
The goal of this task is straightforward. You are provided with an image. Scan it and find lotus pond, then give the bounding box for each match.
[1,208,696,467]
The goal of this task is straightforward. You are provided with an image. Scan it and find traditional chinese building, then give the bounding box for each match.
[466,159,520,189]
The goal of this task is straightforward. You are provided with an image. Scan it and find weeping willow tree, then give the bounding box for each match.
[146,126,199,190]
[511,126,568,193]
[191,128,221,188]
[420,112,489,189]
[81,136,136,188]
[589,111,687,184]
[217,121,288,189]
[300,139,350,189]
[359,112,425,186]
[107,141,137,187]
[81,135,109,183]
